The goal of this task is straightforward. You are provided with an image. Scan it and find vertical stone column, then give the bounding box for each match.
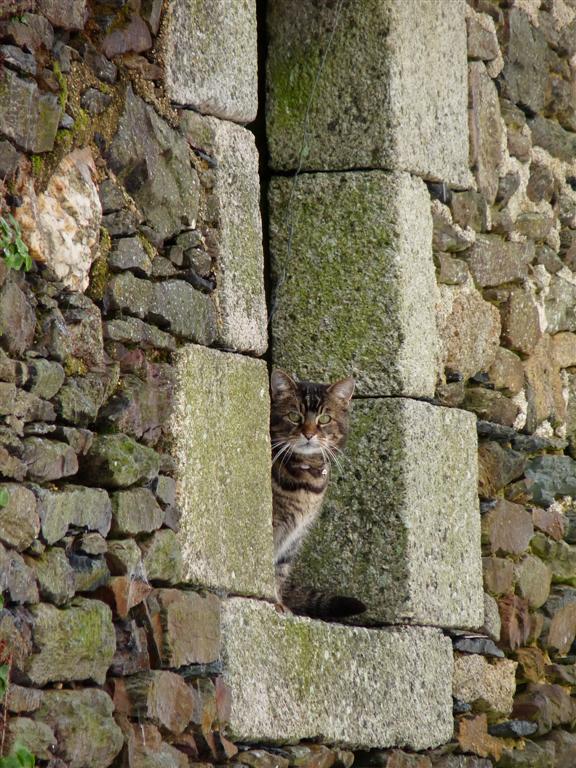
[267,0,483,630]
[162,0,274,600]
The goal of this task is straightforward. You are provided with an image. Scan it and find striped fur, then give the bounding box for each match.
[270,369,366,620]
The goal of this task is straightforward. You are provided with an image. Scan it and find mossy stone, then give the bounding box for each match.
[269,171,438,397]
[266,0,470,185]
[25,597,116,685]
[170,345,275,598]
[33,688,124,768]
[220,598,453,749]
[291,399,483,628]
[25,547,75,605]
[81,434,160,489]
[139,529,183,585]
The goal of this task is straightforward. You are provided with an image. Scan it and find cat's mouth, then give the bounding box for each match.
[293,438,323,456]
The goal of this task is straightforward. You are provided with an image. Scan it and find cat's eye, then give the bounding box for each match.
[317,413,332,425]
[287,411,302,424]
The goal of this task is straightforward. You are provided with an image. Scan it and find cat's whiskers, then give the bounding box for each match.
[271,441,291,467]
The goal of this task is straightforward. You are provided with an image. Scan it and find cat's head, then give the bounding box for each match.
[270,369,355,460]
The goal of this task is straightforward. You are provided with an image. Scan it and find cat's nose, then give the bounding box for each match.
[303,426,316,440]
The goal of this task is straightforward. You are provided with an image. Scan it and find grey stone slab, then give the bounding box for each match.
[220,597,453,749]
[290,398,484,629]
[269,171,439,397]
[266,0,471,186]
[181,113,267,355]
[164,0,257,123]
[0,68,60,153]
[170,345,275,599]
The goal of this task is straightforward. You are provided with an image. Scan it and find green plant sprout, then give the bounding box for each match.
[0,216,32,272]
[0,744,35,767]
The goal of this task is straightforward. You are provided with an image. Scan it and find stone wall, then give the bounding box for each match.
[1,1,576,768]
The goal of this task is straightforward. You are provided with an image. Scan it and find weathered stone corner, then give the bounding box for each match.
[181,112,268,355]
[269,171,439,397]
[291,398,484,629]
[163,0,258,123]
[170,344,275,599]
[220,598,454,749]
[266,0,470,186]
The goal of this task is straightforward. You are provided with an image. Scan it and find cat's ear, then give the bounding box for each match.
[271,369,297,399]
[328,376,355,405]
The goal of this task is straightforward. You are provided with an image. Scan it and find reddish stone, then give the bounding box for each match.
[102,15,153,58]
[482,499,534,555]
[145,589,221,668]
[498,594,531,650]
[546,602,576,655]
[533,507,566,541]
[96,576,152,619]
[457,714,504,760]
[116,670,195,734]
[515,646,547,683]
[110,620,150,676]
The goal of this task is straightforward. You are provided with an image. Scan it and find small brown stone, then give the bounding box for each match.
[500,287,542,356]
[464,388,519,427]
[145,589,221,668]
[102,15,152,58]
[515,646,547,683]
[553,331,576,369]
[487,347,524,396]
[110,620,150,676]
[498,594,531,651]
[96,576,152,619]
[457,714,504,760]
[483,556,515,596]
[546,602,576,655]
[482,499,534,556]
[533,507,566,541]
[114,670,194,734]
[527,162,555,203]
[478,442,526,499]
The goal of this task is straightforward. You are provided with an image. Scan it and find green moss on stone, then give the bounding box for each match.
[64,356,88,377]
[53,60,68,110]
[31,154,44,176]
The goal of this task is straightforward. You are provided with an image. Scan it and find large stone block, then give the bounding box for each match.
[181,113,267,355]
[164,0,257,123]
[269,171,439,397]
[220,598,453,749]
[170,345,275,598]
[291,398,484,628]
[266,0,470,186]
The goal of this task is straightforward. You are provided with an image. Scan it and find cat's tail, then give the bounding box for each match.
[281,585,366,620]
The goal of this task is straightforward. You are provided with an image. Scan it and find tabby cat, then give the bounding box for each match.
[270,368,366,619]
